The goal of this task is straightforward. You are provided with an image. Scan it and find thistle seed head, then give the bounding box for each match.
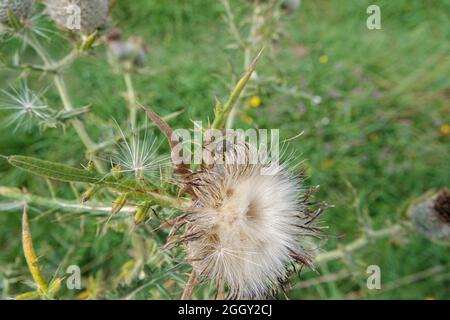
[110,123,171,180]
[281,0,301,14]
[43,0,110,34]
[0,82,51,131]
[105,28,148,69]
[0,0,34,25]
[411,189,450,243]
[178,141,324,299]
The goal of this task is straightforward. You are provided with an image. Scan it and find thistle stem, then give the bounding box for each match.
[314,224,406,264]
[225,4,259,129]
[21,34,104,172]
[51,49,79,71]
[0,186,189,212]
[211,48,264,129]
[123,72,137,131]
[181,271,197,300]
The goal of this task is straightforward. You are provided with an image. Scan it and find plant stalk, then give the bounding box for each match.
[181,271,197,300]
[314,224,405,264]
[21,34,104,172]
[124,73,137,131]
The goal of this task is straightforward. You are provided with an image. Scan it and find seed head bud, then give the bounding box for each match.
[81,185,100,203]
[85,160,95,173]
[111,193,129,215]
[0,0,34,25]
[133,202,151,226]
[111,164,123,179]
[80,30,98,51]
[43,0,110,34]
[281,0,301,14]
[105,28,148,70]
[411,189,450,243]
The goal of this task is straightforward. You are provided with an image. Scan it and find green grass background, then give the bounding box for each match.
[0,0,449,299]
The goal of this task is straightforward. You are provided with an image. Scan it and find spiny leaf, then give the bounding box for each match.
[211,47,264,129]
[80,31,98,51]
[139,104,191,175]
[7,156,188,209]
[7,8,22,31]
[22,206,49,294]
[15,291,39,300]
[48,277,63,297]
[8,155,102,184]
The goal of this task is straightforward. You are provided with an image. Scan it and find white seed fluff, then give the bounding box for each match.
[183,143,319,299]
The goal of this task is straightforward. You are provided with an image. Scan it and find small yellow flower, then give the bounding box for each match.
[322,159,334,169]
[439,124,450,136]
[319,55,329,64]
[425,296,435,300]
[246,95,262,108]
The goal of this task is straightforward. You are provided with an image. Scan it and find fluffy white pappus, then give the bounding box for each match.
[182,142,321,299]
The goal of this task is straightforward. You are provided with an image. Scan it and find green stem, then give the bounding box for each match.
[22,34,104,172]
[314,224,406,264]
[0,186,189,212]
[51,49,79,71]
[225,47,252,129]
[225,5,258,129]
[211,48,264,129]
[124,72,137,131]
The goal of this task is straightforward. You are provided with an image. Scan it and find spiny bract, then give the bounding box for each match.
[43,0,110,34]
[0,0,34,24]
[179,141,323,299]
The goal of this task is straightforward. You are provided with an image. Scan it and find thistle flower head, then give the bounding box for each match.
[0,0,34,25]
[0,82,51,131]
[411,189,450,243]
[43,0,110,34]
[179,141,323,299]
[105,28,148,70]
[110,123,170,180]
[281,0,301,14]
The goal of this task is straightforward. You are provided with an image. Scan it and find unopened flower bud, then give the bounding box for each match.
[105,28,148,70]
[81,185,100,203]
[85,160,95,173]
[111,164,123,179]
[111,193,129,215]
[133,202,151,226]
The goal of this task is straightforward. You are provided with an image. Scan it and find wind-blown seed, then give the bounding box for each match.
[173,140,324,299]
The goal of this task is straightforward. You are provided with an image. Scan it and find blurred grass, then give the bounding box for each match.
[0,0,449,299]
